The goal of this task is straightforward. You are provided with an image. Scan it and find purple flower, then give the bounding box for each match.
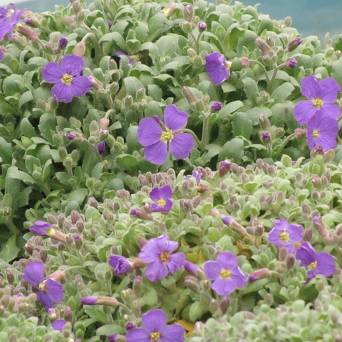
[52,320,66,332]
[149,185,173,213]
[139,235,186,282]
[192,168,204,185]
[137,105,195,165]
[42,55,92,103]
[306,110,339,152]
[184,261,198,275]
[205,52,230,86]
[126,309,185,342]
[293,76,341,125]
[80,296,97,305]
[23,261,64,309]
[268,219,303,254]
[58,37,68,50]
[29,220,54,237]
[108,255,132,276]
[210,101,222,112]
[204,252,247,297]
[0,4,22,41]
[97,141,106,155]
[296,242,336,281]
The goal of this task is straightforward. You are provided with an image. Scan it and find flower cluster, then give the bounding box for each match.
[294,76,341,152]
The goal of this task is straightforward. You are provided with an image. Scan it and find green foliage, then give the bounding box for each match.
[1,0,342,251]
[1,156,341,340]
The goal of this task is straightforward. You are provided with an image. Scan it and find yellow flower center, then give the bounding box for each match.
[47,228,55,237]
[156,198,166,207]
[308,261,317,270]
[38,281,47,291]
[312,129,320,138]
[160,129,174,143]
[150,332,161,342]
[279,231,290,242]
[61,73,73,85]
[312,98,323,109]
[220,268,231,279]
[159,252,170,262]
[294,242,301,248]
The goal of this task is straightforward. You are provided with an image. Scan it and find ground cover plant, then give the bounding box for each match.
[0,0,342,341]
[1,0,342,255]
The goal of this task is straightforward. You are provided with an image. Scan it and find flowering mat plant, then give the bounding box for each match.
[0,0,342,341]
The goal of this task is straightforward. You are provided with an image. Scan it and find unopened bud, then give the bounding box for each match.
[182,86,197,105]
[287,36,303,52]
[286,57,298,69]
[218,160,231,176]
[249,268,272,282]
[184,4,193,21]
[17,24,38,41]
[198,22,207,32]
[256,37,271,54]
[286,255,295,269]
[240,56,250,67]
[73,41,86,57]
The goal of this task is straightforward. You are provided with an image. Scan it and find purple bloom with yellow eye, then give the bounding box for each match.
[139,235,185,282]
[268,219,303,254]
[52,320,66,331]
[29,220,54,237]
[293,76,341,125]
[42,55,92,103]
[296,242,336,281]
[0,4,22,41]
[306,110,339,152]
[137,105,195,165]
[149,185,173,213]
[108,255,132,276]
[23,261,64,309]
[126,309,185,342]
[204,252,247,297]
[205,52,230,86]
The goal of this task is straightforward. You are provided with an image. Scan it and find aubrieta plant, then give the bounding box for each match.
[1,0,342,257]
[1,154,342,341]
[0,0,342,341]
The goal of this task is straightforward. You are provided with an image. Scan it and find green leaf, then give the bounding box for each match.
[99,32,127,51]
[242,77,259,102]
[18,91,34,108]
[6,166,35,185]
[20,118,36,138]
[0,235,20,262]
[0,137,12,164]
[218,101,244,120]
[272,82,295,101]
[232,113,253,139]
[219,137,244,162]
[116,154,138,171]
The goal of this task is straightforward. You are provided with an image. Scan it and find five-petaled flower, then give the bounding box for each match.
[0,4,22,41]
[268,219,303,254]
[204,252,247,297]
[126,309,185,342]
[149,185,173,213]
[108,255,132,276]
[137,105,195,165]
[293,76,341,125]
[23,261,64,309]
[42,54,92,103]
[52,320,66,332]
[296,241,336,281]
[306,110,339,152]
[205,52,230,86]
[139,235,186,282]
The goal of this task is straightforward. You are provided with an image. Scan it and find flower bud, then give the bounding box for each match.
[183,4,193,21]
[210,101,222,112]
[286,57,298,68]
[130,208,152,220]
[218,160,231,176]
[249,268,272,282]
[256,37,271,54]
[163,3,176,17]
[240,56,250,67]
[198,22,207,32]
[182,86,197,105]
[17,24,38,41]
[286,255,295,269]
[287,36,303,52]
[73,41,86,57]
[184,275,200,292]
[58,37,68,50]
[278,247,288,261]
[260,131,271,143]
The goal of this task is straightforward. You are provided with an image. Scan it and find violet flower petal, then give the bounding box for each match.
[169,133,195,159]
[164,104,188,131]
[23,261,45,287]
[138,117,163,146]
[144,141,167,165]
[141,309,167,332]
